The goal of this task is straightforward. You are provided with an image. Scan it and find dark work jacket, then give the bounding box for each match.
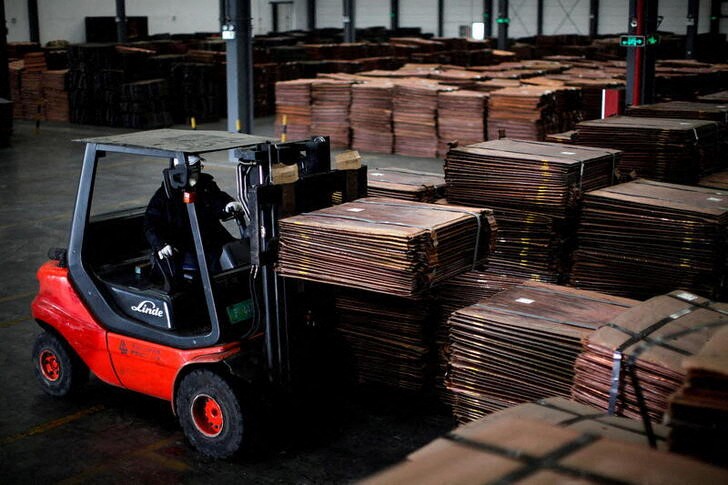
[143,173,235,255]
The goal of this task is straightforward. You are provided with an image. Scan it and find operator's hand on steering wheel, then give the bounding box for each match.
[158,244,175,260]
[225,201,244,214]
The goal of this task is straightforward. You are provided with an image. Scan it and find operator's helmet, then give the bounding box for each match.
[172,155,205,187]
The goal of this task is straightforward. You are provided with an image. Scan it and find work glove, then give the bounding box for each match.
[158,244,175,260]
[225,201,244,214]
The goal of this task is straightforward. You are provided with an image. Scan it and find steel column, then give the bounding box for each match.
[224,0,254,134]
[28,0,39,43]
[626,0,657,106]
[497,0,508,50]
[536,0,544,36]
[0,0,9,100]
[391,0,399,31]
[308,0,316,30]
[589,0,599,37]
[343,0,355,43]
[710,0,720,34]
[272,2,279,32]
[115,0,127,43]
[686,0,699,58]
[438,0,444,37]
[484,0,493,37]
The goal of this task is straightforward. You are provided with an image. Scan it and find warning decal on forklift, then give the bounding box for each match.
[227,299,254,324]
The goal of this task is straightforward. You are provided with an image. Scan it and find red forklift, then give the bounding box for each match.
[31,129,366,458]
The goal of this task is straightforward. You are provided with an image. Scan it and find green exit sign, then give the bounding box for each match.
[620,35,646,47]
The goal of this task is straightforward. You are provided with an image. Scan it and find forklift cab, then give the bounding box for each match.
[70,130,273,350]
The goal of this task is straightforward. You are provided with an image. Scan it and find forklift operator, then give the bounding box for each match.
[143,155,243,280]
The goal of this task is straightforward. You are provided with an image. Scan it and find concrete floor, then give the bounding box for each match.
[0,117,452,484]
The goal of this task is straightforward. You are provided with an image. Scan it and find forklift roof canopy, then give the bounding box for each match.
[76,129,273,156]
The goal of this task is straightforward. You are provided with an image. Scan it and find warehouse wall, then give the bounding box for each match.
[3,0,727,44]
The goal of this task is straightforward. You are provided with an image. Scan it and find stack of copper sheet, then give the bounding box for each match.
[437,90,488,156]
[9,60,24,118]
[393,81,451,157]
[446,282,636,422]
[698,169,728,190]
[412,397,670,455]
[277,198,497,297]
[572,291,728,424]
[311,79,353,148]
[274,79,314,140]
[41,69,69,122]
[367,167,445,202]
[361,417,728,484]
[574,116,720,183]
[434,269,524,403]
[350,81,394,153]
[570,179,728,300]
[698,90,728,103]
[20,52,47,120]
[487,86,560,140]
[445,139,620,281]
[668,326,728,467]
[119,79,172,129]
[335,291,434,391]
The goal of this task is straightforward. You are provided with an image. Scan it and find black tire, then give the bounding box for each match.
[32,331,88,397]
[176,369,248,459]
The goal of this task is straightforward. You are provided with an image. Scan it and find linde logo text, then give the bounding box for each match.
[131,300,164,318]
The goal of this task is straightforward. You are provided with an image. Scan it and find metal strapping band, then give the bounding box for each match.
[520,285,634,308]
[300,211,433,231]
[443,432,626,485]
[473,303,600,331]
[371,167,444,177]
[357,199,485,269]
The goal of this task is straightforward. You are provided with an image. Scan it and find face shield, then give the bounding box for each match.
[172,155,204,188]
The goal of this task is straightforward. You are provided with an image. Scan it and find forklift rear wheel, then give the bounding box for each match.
[176,369,247,459]
[32,331,88,397]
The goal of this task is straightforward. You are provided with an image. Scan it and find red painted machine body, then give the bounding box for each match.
[31,261,241,402]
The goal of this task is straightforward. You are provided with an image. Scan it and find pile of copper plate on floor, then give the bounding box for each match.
[445,139,620,281]
[335,291,434,391]
[626,101,728,173]
[572,290,728,424]
[350,81,394,153]
[274,79,313,140]
[446,282,636,422]
[698,90,728,103]
[277,197,497,297]
[698,169,728,190]
[41,69,70,122]
[570,179,728,300]
[487,86,560,140]
[411,397,670,458]
[437,90,488,156]
[361,417,728,485]
[574,116,721,183]
[434,269,525,403]
[311,80,353,148]
[393,80,452,157]
[668,326,728,468]
[367,167,446,202]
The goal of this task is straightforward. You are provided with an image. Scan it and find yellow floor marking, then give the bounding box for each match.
[0,291,36,304]
[0,316,32,329]
[0,405,106,446]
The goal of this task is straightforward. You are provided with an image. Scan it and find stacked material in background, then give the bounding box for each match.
[668,326,728,468]
[350,81,394,153]
[119,79,172,129]
[434,270,525,403]
[626,101,728,173]
[437,90,488,156]
[275,79,314,140]
[574,116,721,183]
[445,139,620,282]
[0,99,12,147]
[335,291,434,391]
[9,60,24,118]
[412,397,671,458]
[698,169,728,190]
[486,86,560,140]
[277,198,497,297]
[572,291,728,424]
[311,79,353,148]
[367,167,445,202]
[570,180,728,300]
[68,43,121,125]
[446,282,635,422]
[361,418,728,484]
[20,52,47,121]
[168,62,224,123]
[698,90,728,103]
[41,70,70,122]
[393,81,451,157]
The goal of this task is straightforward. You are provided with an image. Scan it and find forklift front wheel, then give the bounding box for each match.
[176,369,247,459]
[32,331,88,397]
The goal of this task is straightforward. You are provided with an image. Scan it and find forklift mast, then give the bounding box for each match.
[235,137,366,386]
